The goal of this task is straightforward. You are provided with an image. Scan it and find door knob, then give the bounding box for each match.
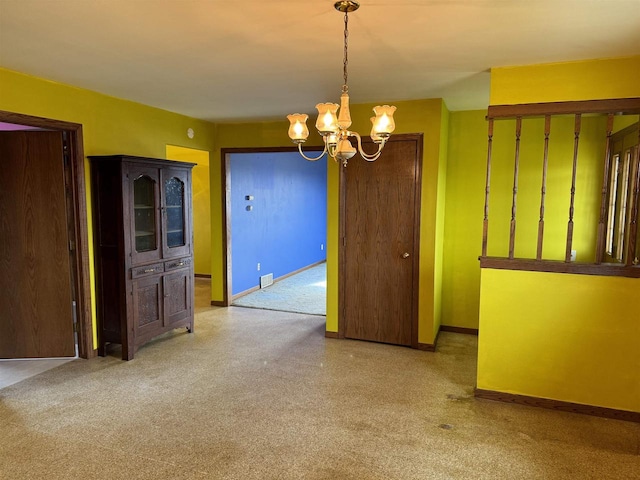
[402,252,410,259]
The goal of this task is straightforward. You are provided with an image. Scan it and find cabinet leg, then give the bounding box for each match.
[122,338,135,361]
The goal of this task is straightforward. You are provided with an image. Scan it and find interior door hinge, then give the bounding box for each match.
[69,239,76,251]
[72,300,78,332]
[62,132,71,168]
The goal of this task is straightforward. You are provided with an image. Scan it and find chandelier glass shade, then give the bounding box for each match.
[286,1,396,167]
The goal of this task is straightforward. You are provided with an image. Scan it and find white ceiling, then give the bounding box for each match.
[1,0,639,122]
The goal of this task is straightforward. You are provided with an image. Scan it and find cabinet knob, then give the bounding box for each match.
[402,252,410,259]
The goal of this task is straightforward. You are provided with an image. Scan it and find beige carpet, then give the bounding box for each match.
[0,281,638,479]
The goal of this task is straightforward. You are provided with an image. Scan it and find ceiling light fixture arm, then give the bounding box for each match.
[349,131,386,162]
[297,143,328,162]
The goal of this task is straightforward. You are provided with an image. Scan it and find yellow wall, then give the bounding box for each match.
[0,67,217,347]
[214,99,448,345]
[326,140,341,332]
[443,111,610,328]
[444,58,640,329]
[478,56,640,412]
[478,269,640,412]
[442,110,487,328]
[490,56,640,105]
[433,105,450,338]
[166,145,212,276]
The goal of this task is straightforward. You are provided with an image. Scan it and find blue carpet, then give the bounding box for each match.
[232,263,326,316]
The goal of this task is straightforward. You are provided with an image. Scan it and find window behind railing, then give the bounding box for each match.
[480,98,640,277]
[605,124,639,264]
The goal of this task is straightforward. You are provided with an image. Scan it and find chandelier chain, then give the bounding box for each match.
[342,11,349,93]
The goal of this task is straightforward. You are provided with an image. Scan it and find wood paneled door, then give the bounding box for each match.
[0,131,76,358]
[340,134,422,347]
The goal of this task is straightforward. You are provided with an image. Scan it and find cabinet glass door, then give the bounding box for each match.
[161,169,191,258]
[134,175,157,252]
[164,177,185,247]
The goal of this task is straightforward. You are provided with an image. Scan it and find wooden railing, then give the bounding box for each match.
[480,98,640,278]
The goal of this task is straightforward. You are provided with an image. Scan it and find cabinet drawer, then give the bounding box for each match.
[164,257,191,271]
[131,262,164,278]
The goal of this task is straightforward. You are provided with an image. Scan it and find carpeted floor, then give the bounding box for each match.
[0,280,638,479]
[233,262,326,316]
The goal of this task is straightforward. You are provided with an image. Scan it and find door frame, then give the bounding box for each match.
[0,110,95,359]
[338,133,423,347]
[219,146,324,306]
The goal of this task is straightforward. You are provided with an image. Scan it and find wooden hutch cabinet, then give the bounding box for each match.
[89,155,196,360]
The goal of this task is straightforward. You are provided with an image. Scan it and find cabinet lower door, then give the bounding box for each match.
[132,274,163,340]
[163,268,192,326]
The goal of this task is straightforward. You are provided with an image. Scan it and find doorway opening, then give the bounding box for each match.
[0,111,93,362]
[233,262,327,315]
[222,148,327,316]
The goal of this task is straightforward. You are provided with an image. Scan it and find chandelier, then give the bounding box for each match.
[286,1,396,167]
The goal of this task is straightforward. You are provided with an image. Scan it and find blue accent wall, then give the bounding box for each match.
[230,151,327,296]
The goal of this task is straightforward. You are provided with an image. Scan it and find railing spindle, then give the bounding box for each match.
[482,118,494,257]
[509,117,522,259]
[565,114,582,262]
[481,97,640,276]
[595,114,615,264]
[537,115,551,260]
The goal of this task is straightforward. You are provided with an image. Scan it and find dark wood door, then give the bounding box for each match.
[163,268,192,327]
[0,131,75,358]
[342,135,421,346]
[132,274,163,342]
